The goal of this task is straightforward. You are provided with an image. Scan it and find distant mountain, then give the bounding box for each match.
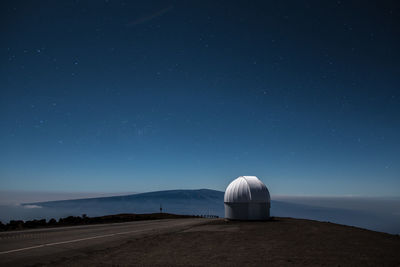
[28,189,225,217]
[14,189,400,235]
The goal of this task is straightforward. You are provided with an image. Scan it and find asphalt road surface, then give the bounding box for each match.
[0,218,212,266]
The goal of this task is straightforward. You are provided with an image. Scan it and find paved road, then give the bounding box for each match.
[0,218,212,266]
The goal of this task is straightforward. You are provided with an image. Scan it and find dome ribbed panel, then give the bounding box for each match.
[224,179,234,202]
[224,177,251,202]
[224,176,270,203]
[242,176,270,203]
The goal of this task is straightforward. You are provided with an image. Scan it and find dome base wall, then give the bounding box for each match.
[224,202,270,220]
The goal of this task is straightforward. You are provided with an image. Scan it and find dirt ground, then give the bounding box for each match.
[44,217,400,266]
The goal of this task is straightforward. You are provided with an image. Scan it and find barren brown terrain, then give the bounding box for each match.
[41,217,400,266]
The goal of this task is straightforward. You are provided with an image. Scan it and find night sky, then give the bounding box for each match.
[1,1,399,196]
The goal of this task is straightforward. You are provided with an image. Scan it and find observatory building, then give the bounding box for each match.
[224,176,270,220]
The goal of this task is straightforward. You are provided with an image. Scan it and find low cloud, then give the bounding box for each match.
[23,204,42,209]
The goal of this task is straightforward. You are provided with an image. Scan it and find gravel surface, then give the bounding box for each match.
[43,217,400,266]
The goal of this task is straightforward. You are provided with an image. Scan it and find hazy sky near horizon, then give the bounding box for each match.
[1,1,399,196]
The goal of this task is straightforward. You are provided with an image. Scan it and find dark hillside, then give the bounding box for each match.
[48,217,400,266]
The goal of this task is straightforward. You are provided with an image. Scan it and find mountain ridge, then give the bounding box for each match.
[15,189,400,235]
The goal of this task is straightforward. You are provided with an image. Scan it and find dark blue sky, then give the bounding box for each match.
[1,1,399,196]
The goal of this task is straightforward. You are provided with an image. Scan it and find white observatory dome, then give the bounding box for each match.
[224,176,270,220]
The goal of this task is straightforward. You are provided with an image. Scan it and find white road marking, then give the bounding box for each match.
[0,228,146,255]
[0,220,201,255]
